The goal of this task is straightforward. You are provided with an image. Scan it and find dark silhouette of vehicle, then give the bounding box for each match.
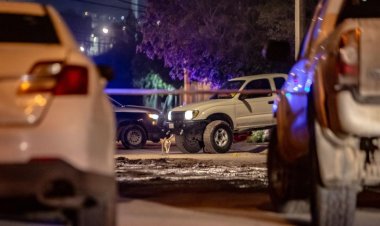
[109,97,167,149]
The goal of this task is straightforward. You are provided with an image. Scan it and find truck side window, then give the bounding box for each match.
[244,79,272,99]
[274,77,286,90]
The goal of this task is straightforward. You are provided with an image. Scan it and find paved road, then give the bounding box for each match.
[115,140,268,160]
[2,141,379,225]
[115,141,380,226]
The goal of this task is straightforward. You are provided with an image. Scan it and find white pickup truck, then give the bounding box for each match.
[167,73,287,153]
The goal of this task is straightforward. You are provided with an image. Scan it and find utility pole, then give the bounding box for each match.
[183,68,190,106]
[295,0,305,60]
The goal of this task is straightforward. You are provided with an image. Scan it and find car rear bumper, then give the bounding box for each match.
[336,90,380,136]
[0,159,115,212]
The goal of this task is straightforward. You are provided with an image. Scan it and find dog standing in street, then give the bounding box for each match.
[160,134,174,154]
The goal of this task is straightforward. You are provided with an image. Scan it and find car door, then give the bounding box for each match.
[235,78,275,130]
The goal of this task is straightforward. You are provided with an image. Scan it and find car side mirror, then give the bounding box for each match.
[97,64,114,81]
[262,40,291,62]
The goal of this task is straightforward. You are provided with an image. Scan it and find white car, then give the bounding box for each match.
[0,2,115,225]
[167,73,286,153]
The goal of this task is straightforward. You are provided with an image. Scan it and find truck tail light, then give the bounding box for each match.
[337,29,360,86]
[18,62,88,95]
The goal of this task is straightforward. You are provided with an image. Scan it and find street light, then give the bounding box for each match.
[102,27,109,34]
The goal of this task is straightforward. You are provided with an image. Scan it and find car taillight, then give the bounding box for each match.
[54,66,88,95]
[337,29,360,86]
[18,62,88,95]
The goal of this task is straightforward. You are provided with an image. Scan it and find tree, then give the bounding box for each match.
[137,0,294,86]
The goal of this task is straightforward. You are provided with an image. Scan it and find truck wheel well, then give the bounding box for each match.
[207,114,233,130]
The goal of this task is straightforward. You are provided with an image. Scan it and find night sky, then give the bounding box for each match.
[17,0,146,18]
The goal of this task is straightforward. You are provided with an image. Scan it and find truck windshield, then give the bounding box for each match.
[210,80,245,99]
[0,14,59,43]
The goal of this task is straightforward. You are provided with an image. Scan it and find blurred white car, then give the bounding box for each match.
[0,2,115,225]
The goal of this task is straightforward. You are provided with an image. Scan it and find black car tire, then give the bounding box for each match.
[175,132,202,153]
[307,88,356,226]
[267,127,310,213]
[309,122,356,226]
[120,124,147,149]
[67,194,115,226]
[203,120,232,153]
[311,173,356,226]
[65,181,116,226]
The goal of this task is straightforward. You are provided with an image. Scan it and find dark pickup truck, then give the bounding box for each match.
[109,97,167,149]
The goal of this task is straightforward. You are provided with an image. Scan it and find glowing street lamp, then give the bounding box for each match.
[102,27,109,34]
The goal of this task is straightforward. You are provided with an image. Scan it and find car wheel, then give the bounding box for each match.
[120,124,147,149]
[311,178,356,226]
[309,122,356,226]
[175,131,202,153]
[65,183,116,226]
[267,127,310,213]
[75,197,115,226]
[203,120,233,153]
[65,196,115,226]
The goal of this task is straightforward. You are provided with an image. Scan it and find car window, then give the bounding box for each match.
[243,79,272,99]
[338,0,380,23]
[0,14,59,43]
[210,80,245,99]
[274,77,286,90]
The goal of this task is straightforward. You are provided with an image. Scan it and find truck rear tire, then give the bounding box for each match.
[268,128,310,213]
[310,120,356,226]
[203,120,232,153]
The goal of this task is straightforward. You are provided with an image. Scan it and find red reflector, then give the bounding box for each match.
[340,63,359,76]
[54,66,88,95]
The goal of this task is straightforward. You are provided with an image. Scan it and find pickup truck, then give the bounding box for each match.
[167,73,286,153]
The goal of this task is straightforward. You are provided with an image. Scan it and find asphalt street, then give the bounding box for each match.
[115,141,380,226]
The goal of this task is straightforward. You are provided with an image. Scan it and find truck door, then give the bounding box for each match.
[235,78,275,129]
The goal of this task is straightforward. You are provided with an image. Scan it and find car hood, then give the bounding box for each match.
[171,99,234,112]
[114,105,161,114]
[0,44,67,77]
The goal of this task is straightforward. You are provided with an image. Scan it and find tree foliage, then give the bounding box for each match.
[137,0,294,86]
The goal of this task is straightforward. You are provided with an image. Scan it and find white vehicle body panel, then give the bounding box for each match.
[170,73,286,132]
[0,2,115,176]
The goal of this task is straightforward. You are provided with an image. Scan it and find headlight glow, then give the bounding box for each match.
[184,110,199,120]
[168,111,172,121]
[148,113,159,120]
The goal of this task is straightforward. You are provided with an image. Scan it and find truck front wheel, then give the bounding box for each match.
[203,120,233,153]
